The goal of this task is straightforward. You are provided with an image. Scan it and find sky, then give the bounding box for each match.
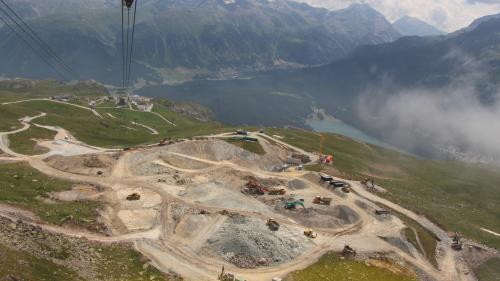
[298,0,500,32]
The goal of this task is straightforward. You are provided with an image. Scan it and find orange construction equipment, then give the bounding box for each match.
[313,196,332,205]
[246,176,268,195]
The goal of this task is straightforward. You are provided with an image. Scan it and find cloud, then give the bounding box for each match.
[356,49,500,161]
[298,0,500,32]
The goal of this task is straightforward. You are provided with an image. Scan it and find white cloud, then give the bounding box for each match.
[297,0,500,32]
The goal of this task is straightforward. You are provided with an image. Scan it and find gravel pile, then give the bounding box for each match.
[204,215,313,268]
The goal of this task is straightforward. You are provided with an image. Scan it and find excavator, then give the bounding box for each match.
[285,200,305,210]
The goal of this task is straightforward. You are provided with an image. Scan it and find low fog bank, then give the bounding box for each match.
[358,84,500,164]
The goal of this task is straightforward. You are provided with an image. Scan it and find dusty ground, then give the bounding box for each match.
[44,153,121,177]
[0,120,490,281]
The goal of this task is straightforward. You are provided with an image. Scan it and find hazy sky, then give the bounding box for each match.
[298,0,500,32]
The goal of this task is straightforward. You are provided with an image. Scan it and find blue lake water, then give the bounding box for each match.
[307,119,399,151]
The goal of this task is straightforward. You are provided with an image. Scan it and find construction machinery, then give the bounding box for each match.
[285,200,305,210]
[245,176,267,195]
[342,245,356,257]
[268,188,286,195]
[304,229,317,238]
[319,173,333,182]
[375,209,389,215]
[330,180,346,188]
[126,193,141,201]
[451,232,463,250]
[362,178,375,189]
[313,196,332,205]
[266,218,280,231]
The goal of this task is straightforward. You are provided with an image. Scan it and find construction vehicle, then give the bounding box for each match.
[330,180,346,188]
[375,209,389,215]
[158,138,172,146]
[285,200,305,210]
[342,245,356,257]
[126,193,141,201]
[266,218,280,231]
[304,229,317,238]
[451,232,463,250]
[362,178,375,189]
[268,188,286,195]
[218,266,245,281]
[341,186,351,193]
[313,196,332,205]
[245,176,268,195]
[319,173,333,182]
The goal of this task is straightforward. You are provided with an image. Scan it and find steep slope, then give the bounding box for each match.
[393,16,445,36]
[0,0,400,84]
[140,13,500,160]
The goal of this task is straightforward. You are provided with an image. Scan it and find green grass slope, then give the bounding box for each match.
[267,128,500,249]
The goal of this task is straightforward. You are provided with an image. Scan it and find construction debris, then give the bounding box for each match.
[313,196,332,205]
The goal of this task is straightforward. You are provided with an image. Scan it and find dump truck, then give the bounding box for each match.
[266,218,280,231]
[313,196,332,205]
[304,230,317,238]
[330,181,346,188]
[268,188,286,195]
[319,173,333,181]
[375,209,389,215]
[285,200,305,210]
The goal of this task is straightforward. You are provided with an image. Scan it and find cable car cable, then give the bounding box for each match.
[0,0,77,79]
[0,13,68,80]
[126,0,138,91]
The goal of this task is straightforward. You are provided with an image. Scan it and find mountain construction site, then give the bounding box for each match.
[0,111,497,281]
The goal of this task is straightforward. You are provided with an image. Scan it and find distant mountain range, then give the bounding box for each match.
[393,16,444,36]
[0,0,401,84]
[139,13,500,159]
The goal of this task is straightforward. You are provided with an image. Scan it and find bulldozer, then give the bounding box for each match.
[268,188,286,195]
[285,200,305,210]
[304,230,317,238]
[266,218,280,231]
[313,196,332,205]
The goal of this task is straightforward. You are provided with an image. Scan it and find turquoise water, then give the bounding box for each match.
[307,119,399,150]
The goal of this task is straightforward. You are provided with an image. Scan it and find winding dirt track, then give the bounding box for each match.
[0,115,471,281]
